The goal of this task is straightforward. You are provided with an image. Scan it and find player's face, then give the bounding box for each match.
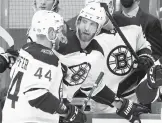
[35,0,54,11]
[77,17,98,42]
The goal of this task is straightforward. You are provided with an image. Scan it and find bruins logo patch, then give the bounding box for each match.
[107,45,133,76]
[63,62,91,86]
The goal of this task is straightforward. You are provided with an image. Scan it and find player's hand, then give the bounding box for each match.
[147,64,162,89]
[137,54,154,72]
[63,104,87,123]
[116,98,150,123]
[5,47,19,68]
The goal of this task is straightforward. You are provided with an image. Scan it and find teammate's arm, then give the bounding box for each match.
[92,85,150,123]
[136,57,162,104]
[136,26,154,72]
[25,89,86,123]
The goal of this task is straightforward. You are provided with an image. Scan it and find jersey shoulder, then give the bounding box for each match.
[22,42,59,66]
[86,39,104,56]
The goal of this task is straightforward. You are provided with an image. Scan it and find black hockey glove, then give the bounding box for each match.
[116,99,150,123]
[6,47,19,67]
[0,47,18,72]
[3,47,19,69]
[0,53,9,73]
[137,54,154,72]
[147,64,162,89]
[63,104,87,123]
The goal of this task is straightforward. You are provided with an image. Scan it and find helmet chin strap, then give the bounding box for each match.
[46,32,57,47]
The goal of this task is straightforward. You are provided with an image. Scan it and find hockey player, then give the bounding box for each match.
[2,10,86,123]
[87,2,154,112]
[136,57,162,105]
[0,0,62,72]
[28,0,59,42]
[67,0,153,109]
[56,3,150,123]
[28,0,68,43]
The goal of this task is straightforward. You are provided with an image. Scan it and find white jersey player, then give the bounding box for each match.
[54,2,107,101]
[27,0,59,43]
[55,3,150,123]
[88,2,154,112]
[59,1,154,114]
[2,10,86,123]
[27,0,68,44]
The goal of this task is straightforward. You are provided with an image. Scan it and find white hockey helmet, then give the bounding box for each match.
[85,0,114,15]
[76,3,107,36]
[31,10,64,42]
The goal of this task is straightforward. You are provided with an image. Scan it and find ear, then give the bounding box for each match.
[48,27,56,40]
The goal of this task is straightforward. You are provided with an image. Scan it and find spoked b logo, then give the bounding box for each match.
[107,45,134,76]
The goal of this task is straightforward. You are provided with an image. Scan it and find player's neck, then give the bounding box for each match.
[79,40,91,49]
[36,38,52,49]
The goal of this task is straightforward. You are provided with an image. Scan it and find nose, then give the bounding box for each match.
[85,23,90,32]
[40,0,46,4]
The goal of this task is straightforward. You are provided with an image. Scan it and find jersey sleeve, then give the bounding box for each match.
[135,59,161,104]
[136,79,159,104]
[136,26,151,52]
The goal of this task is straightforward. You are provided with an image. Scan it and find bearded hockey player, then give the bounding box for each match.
[67,0,153,110]
[2,10,86,123]
[55,3,150,123]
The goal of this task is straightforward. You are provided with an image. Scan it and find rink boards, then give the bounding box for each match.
[86,113,161,123]
[71,98,162,123]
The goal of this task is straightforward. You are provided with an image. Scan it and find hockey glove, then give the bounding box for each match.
[137,54,154,72]
[116,98,150,123]
[63,104,87,123]
[2,47,19,69]
[147,64,162,89]
[0,53,9,73]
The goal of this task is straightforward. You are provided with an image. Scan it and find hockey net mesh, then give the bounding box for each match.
[8,0,84,28]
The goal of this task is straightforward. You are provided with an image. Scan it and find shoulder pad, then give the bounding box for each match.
[22,42,59,66]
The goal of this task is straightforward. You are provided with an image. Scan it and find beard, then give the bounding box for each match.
[78,29,95,42]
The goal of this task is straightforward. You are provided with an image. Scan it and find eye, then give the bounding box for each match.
[90,22,97,27]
